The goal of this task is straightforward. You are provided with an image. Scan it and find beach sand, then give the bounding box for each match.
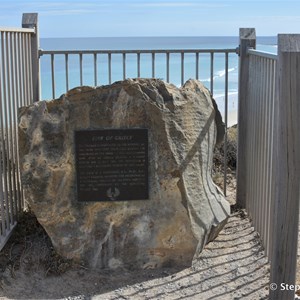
[228,109,238,127]
[214,93,238,128]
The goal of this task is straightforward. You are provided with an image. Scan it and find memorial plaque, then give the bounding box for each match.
[75,129,148,201]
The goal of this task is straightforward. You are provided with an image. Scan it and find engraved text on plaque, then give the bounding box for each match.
[75,129,148,201]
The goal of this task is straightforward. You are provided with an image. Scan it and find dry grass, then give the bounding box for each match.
[0,211,74,280]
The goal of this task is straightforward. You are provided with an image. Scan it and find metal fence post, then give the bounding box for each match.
[22,13,40,102]
[269,34,300,300]
[236,28,256,208]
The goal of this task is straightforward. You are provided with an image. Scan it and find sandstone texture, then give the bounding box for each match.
[18,79,230,269]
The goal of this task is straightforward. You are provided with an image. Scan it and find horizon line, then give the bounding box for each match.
[41,35,277,39]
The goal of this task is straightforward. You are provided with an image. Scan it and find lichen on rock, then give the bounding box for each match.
[18,78,230,269]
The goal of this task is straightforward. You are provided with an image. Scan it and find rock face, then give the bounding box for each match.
[18,79,230,269]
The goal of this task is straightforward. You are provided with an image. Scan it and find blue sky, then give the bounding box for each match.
[0,0,299,37]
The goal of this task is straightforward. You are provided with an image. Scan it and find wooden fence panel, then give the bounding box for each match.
[269,34,300,300]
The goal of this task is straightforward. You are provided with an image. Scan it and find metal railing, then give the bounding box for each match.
[245,48,277,258]
[39,47,238,195]
[39,48,237,97]
[237,29,300,300]
[0,26,35,250]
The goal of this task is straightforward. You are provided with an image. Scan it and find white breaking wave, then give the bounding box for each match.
[201,67,236,82]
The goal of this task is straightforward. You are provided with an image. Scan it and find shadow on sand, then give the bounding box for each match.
[0,209,270,300]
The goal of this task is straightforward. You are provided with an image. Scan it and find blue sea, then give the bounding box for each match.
[39,36,277,121]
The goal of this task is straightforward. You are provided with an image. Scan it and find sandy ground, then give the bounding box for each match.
[0,149,275,300]
[0,208,271,299]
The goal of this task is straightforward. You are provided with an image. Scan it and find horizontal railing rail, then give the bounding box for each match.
[40,48,238,54]
[0,27,35,33]
[247,48,277,60]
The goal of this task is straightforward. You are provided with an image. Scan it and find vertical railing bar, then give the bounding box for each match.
[65,53,69,91]
[79,53,83,86]
[210,52,214,95]
[263,57,271,253]
[258,57,266,237]
[181,52,184,86]
[196,52,199,80]
[253,54,260,233]
[51,54,55,99]
[25,33,31,105]
[27,33,33,104]
[11,32,17,217]
[22,33,28,106]
[11,31,18,220]
[12,32,19,220]
[252,55,259,229]
[245,54,251,214]
[247,54,254,217]
[19,33,25,108]
[261,57,268,252]
[2,32,12,231]
[137,52,141,78]
[264,58,270,256]
[248,54,256,219]
[260,57,267,250]
[251,54,257,229]
[166,52,170,83]
[123,52,126,80]
[267,59,276,258]
[7,32,17,225]
[17,33,24,211]
[152,52,155,78]
[223,52,229,196]
[21,33,27,105]
[264,58,271,257]
[0,31,6,235]
[257,55,264,235]
[11,31,21,219]
[17,32,24,211]
[245,53,250,214]
[269,58,276,259]
[108,53,112,84]
[257,56,263,241]
[94,53,97,86]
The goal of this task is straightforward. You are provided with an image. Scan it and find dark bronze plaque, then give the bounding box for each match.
[75,129,148,201]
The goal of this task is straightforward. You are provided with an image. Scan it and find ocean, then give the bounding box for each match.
[39,36,277,124]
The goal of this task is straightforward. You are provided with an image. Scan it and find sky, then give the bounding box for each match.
[0,0,300,38]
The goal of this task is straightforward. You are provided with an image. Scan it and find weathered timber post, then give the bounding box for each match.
[269,34,300,300]
[22,13,40,102]
[236,28,256,208]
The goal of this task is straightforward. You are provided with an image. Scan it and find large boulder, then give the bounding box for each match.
[18,79,230,269]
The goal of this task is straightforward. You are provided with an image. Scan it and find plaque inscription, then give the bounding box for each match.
[75,129,148,201]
